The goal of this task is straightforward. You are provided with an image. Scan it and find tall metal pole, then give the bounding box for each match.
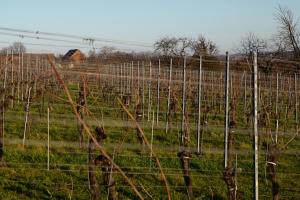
[295,73,298,131]
[253,52,259,200]
[142,61,145,119]
[181,57,187,146]
[4,50,8,89]
[11,50,14,108]
[26,54,29,97]
[2,50,8,151]
[17,45,21,104]
[120,63,123,94]
[137,61,140,94]
[21,52,24,101]
[197,56,202,154]
[127,63,130,93]
[47,107,50,171]
[165,59,172,134]
[244,71,247,113]
[157,59,161,125]
[23,87,32,146]
[275,73,279,144]
[131,61,134,93]
[224,52,230,168]
[148,61,152,121]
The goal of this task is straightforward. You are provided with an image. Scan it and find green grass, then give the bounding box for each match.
[0,82,299,200]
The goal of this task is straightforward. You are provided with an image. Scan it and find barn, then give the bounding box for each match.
[62,49,86,63]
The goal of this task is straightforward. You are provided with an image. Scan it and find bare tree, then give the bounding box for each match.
[192,35,218,56]
[98,46,116,59]
[154,35,218,59]
[154,37,178,57]
[176,37,193,56]
[154,37,193,57]
[274,5,300,59]
[239,33,268,56]
[0,42,26,54]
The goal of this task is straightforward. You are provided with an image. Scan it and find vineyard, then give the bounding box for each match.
[0,52,299,200]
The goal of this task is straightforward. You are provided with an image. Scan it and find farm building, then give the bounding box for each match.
[62,49,86,63]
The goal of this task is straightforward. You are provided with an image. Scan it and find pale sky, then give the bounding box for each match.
[0,0,300,54]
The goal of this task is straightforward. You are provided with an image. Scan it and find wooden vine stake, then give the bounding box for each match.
[47,107,50,171]
[223,52,238,200]
[178,56,194,200]
[88,127,103,200]
[253,52,259,200]
[0,96,6,166]
[156,59,161,125]
[135,94,145,153]
[196,56,202,154]
[147,61,152,121]
[76,80,89,148]
[0,51,8,166]
[23,87,32,146]
[165,58,172,134]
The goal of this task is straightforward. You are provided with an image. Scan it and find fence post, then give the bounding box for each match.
[1,50,8,152]
[197,56,202,154]
[224,52,230,168]
[148,61,152,121]
[275,73,279,144]
[11,50,14,108]
[120,63,123,94]
[131,61,134,94]
[137,61,140,94]
[244,71,247,113]
[127,63,130,93]
[23,87,32,146]
[181,57,187,146]
[157,59,161,125]
[21,52,24,101]
[253,52,259,200]
[165,59,172,134]
[295,73,298,131]
[17,45,21,104]
[47,107,50,171]
[142,61,145,119]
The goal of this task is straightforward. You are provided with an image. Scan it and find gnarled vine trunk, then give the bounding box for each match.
[266,143,279,200]
[178,151,194,200]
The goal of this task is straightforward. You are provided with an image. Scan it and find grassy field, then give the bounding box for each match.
[0,62,300,200]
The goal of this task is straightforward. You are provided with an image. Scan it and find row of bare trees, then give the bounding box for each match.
[151,5,300,61]
[154,35,218,58]
[84,5,299,64]
[239,5,300,60]
[0,42,26,55]
[0,5,298,64]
